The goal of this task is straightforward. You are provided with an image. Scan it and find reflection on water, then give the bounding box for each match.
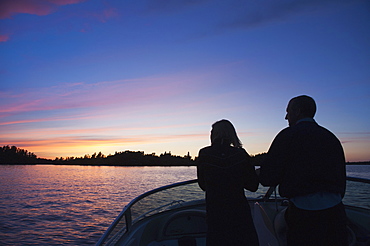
[343,181,370,209]
[0,165,197,245]
[0,164,368,245]
[346,165,370,179]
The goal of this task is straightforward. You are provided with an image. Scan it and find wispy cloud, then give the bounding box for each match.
[0,113,97,126]
[1,78,165,115]
[145,0,209,14]
[1,136,149,158]
[98,7,119,23]
[0,34,9,42]
[339,132,370,144]
[0,122,206,139]
[78,3,119,26]
[5,136,147,146]
[0,127,208,158]
[0,0,87,19]
[339,132,370,135]
[1,68,221,120]
[189,0,363,37]
[0,62,276,158]
[0,71,215,129]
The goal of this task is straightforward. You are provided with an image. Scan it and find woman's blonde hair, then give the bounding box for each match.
[211,119,242,148]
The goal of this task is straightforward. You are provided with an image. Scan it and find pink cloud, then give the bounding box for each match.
[0,113,97,126]
[0,34,10,42]
[101,7,119,22]
[0,0,87,19]
[48,0,87,4]
[87,7,119,23]
[0,76,191,116]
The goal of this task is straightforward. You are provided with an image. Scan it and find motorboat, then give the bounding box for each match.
[96,176,370,246]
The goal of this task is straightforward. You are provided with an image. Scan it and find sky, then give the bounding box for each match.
[1,0,369,162]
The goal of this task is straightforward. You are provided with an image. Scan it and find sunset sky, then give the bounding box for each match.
[1,0,369,162]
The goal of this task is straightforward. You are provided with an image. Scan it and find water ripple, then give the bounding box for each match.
[0,165,197,245]
[0,165,368,245]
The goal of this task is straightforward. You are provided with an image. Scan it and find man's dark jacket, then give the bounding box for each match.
[259,121,346,198]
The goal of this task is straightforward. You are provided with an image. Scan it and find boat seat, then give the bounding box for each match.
[273,207,288,246]
[147,237,206,246]
[253,202,279,246]
[273,207,357,246]
[150,209,206,245]
[161,209,207,238]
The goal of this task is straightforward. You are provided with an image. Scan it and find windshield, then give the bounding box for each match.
[130,181,275,222]
[130,181,205,223]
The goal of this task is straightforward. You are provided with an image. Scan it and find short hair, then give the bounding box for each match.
[211,119,242,148]
[290,95,317,118]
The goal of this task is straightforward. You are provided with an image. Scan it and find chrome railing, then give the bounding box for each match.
[96,179,198,246]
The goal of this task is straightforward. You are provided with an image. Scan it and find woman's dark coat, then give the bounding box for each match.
[197,141,259,246]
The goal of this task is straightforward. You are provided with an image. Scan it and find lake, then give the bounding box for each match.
[0,165,369,245]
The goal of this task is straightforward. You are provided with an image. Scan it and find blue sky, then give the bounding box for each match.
[1,0,369,161]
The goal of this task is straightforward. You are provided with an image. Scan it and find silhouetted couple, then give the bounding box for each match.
[197,95,347,246]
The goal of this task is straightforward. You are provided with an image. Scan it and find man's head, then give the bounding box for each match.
[285,95,316,126]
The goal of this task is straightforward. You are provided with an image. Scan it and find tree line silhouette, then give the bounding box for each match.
[0,145,272,166]
[1,145,368,166]
[0,145,38,163]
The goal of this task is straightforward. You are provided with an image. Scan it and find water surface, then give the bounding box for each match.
[0,165,368,245]
[0,165,197,245]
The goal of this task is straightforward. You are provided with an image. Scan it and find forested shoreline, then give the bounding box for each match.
[0,145,368,166]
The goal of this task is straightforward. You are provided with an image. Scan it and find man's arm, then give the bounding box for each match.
[196,150,207,191]
[259,129,289,187]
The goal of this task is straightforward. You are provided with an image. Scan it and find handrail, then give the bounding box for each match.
[124,179,197,210]
[347,176,370,184]
[97,176,370,245]
[262,186,276,202]
[96,179,198,246]
[132,200,185,223]
[260,176,370,201]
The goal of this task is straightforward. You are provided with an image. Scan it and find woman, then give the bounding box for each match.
[197,119,259,246]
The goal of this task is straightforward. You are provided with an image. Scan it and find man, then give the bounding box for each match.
[259,95,348,246]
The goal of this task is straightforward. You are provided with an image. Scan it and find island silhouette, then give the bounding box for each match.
[1,145,367,166]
